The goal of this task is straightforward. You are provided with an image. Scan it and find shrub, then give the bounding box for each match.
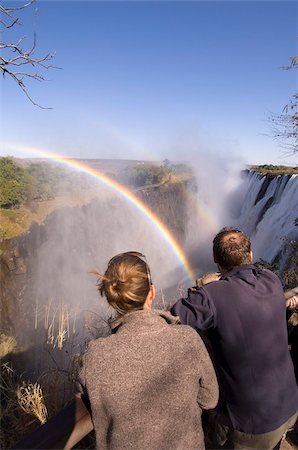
[128,164,169,187]
[0,158,30,208]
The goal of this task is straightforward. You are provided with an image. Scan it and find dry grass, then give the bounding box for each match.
[1,298,88,448]
[154,287,173,310]
[16,382,48,425]
[1,357,78,448]
[0,333,17,358]
[35,299,75,350]
[0,207,31,239]
[0,363,39,449]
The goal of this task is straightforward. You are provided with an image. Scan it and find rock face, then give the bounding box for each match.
[236,171,298,273]
[137,181,192,242]
[0,223,47,339]
[1,238,26,335]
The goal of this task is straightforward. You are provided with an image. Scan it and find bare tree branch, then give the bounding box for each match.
[269,55,298,154]
[1,0,58,108]
[0,17,19,28]
[280,55,298,71]
[0,1,35,15]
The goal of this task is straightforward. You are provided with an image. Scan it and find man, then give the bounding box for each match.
[172,227,298,450]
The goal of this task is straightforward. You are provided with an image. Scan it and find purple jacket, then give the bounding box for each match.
[171,265,298,434]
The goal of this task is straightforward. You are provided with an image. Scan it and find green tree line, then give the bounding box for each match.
[120,161,193,188]
[0,157,86,208]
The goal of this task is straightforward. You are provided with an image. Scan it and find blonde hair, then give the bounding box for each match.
[95,253,151,315]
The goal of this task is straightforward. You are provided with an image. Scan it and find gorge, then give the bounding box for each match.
[1,164,297,345]
[0,161,297,447]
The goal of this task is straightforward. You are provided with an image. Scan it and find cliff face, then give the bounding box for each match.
[137,180,194,244]
[0,181,192,346]
[0,223,47,340]
[236,171,297,280]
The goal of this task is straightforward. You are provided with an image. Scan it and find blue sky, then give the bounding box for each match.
[1,1,297,165]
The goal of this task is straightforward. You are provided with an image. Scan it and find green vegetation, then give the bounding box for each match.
[0,157,92,210]
[0,157,95,240]
[122,161,193,188]
[25,162,84,200]
[0,208,32,240]
[169,163,192,175]
[128,164,170,187]
[26,162,63,200]
[0,158,31,208]
[251,164,298,176]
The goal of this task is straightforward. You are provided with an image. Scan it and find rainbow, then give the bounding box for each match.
[2,144,195,281]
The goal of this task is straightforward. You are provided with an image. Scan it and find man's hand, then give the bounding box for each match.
[286,295,298,310]
[196,272,221,288]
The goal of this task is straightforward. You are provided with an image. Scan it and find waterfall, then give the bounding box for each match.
[236,170,298,267]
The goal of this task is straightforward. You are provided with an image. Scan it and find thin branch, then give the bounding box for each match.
[280,55,298,71]
[1,65,52,109]
[0,51,56,66]
[0,1,58,108]
[0,17,19,28]
[0,1,36,15]
[268,53,298,154]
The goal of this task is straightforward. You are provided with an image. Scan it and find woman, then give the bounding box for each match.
[75,251,218,450]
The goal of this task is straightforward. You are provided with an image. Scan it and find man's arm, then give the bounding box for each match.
[171,288,216,331]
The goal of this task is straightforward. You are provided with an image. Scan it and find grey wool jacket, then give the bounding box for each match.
[77,309,219,450]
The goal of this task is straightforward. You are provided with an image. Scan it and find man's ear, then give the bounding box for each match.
[250,251,253,263]
[217,264,226,274]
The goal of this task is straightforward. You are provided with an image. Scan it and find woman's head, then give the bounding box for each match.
[96,252,153,315]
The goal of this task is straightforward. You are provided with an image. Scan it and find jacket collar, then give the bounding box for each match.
[110,309,179,334]
[220,264,259,280]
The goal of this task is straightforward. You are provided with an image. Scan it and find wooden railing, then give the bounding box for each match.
[12,397,93,450]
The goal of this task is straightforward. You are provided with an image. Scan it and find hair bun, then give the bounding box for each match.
[111,278,125,294]
[96,254,150,315]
